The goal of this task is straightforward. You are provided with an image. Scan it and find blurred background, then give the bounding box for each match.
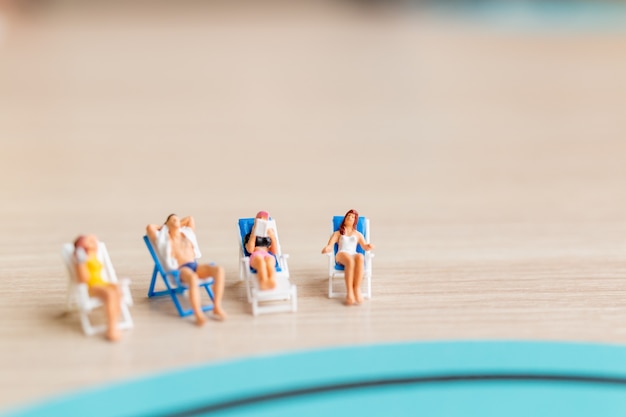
[1,0,625,263]
[1,0,626,411]
[1,0,626,220]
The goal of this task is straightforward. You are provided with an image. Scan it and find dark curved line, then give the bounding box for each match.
[155,373,626,417]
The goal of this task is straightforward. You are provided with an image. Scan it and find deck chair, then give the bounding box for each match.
[144,233,215,318]
[325,216,374,299]
[238,218,297,316]
[62,242,134,336]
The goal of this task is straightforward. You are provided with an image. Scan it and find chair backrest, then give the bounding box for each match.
[332,215,369,270]
[143,235,171,279]
[238,217,282,271]
[238,218,282,255]
[62,244,80,293]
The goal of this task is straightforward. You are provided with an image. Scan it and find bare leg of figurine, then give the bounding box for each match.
[264,256,276,289]
[105,286,122,340]
[180,268,207,326]
[251,255,269,290]
[198,264,227,321]
[90,285,122,341]
[353,253,364,304]
[337,252,355,306]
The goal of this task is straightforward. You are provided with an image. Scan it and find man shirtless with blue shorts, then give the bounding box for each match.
[147,214,227,325]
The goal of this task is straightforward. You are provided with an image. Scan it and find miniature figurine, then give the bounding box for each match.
[244,211,279,290]
[146,214,227,325]
[73,234,124,341]
[321,209,374,306]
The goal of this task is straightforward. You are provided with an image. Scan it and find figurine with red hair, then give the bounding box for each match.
[322,209,374,306]
[244,211,279,290]
[73,234,124,341]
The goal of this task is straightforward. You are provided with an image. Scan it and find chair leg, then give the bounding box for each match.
[246,275,253,303]
[79,311,94,336]
[204,284,215,302]
[119,279,134,306]
[79,310,107,336]
[239,259,245,281]
[147,266,159,298]
[118,303,134,330]
[252,296,259,316]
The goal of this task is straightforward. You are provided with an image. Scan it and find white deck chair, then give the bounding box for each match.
[238,218,297,316]
[62,242,133,336]
[326,216,374,299]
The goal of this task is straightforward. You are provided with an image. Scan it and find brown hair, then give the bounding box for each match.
[339,209,358,235]
[73,235,87,250]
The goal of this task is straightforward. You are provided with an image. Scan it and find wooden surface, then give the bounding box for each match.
[1,2,625,410]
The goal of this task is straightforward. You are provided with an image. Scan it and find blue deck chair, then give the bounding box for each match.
[325,215,374,299]
[62,242,134,336]
[144,235,215,318]
[238,217,297,316]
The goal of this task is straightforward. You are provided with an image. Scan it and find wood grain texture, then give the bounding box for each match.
[1,2,625,410]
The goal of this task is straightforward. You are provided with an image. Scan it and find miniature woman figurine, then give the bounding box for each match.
[73,234,123,341]
[245,211,278,290]
[321,209,374,306]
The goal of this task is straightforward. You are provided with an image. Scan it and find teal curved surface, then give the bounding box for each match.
[7,341,626,417]
[430,1,626,31]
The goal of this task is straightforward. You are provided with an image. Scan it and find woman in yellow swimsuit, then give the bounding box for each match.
[74,234,123,342]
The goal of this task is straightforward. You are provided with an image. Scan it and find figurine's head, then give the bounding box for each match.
[164,213,180,230]
[340,209,359,235]
[74,234,98,253]
[255,211,269,220]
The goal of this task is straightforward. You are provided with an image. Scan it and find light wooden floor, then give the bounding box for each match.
[1,2,626,410]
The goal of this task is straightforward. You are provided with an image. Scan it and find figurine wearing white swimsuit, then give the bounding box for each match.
[322,210,374,306]
[338,234,358,255]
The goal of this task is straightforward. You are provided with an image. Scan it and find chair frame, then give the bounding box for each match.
[238,218,297,316]
[62,242,134,336]
[144,235,215,318]
[325,216,374,299]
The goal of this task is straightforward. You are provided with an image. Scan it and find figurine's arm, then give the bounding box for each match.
[356,232,374,251]
[268,227,278,255]
[245,231,256,255]
[321,231,340,254]
[180,216,195,230]
[146,224,160,242]
[75,260,89,284]
[245,218,259,254]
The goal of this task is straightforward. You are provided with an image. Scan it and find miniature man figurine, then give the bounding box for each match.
[322,209,374,306]
[146,214,227,325]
